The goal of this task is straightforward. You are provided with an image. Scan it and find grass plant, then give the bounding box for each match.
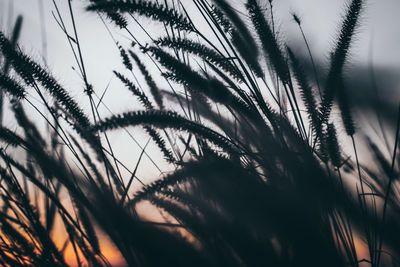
[0,0,399,266]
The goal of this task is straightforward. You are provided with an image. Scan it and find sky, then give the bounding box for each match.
[2,0,399,105]
[1,0,400,214]
[1,0,398,168]
[3,0,400,66]
[1,0,399,265]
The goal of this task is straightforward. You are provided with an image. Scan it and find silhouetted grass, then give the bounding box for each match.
[0,0,399,266]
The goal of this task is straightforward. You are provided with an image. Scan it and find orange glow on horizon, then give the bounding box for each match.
[62,237,126,267]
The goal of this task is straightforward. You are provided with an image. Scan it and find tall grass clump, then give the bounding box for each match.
[0,0,399,266]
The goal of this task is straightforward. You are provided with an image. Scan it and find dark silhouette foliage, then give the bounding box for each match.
[1,0,399,266]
